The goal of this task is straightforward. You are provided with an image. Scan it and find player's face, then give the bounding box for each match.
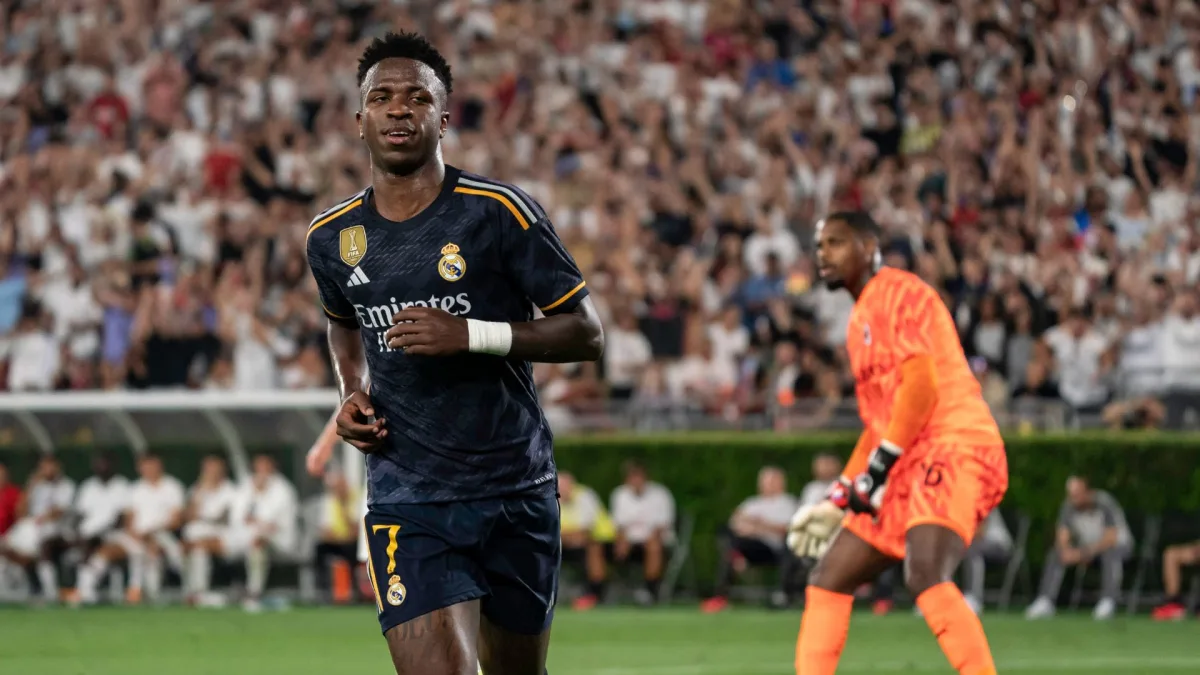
[814,218,870,291]
[357,58,449,175]
[140,458,163,481]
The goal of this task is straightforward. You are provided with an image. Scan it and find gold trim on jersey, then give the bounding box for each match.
[306,199,363,241]
[540,281,587,312]
[452,187,530,230]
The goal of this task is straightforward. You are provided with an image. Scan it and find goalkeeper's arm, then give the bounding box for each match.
[786,433,874,558]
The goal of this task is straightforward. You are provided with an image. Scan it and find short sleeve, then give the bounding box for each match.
[502,215,589,315]
[1099,495,1120,527]
[1056,501,1071,529]
[306,238,359,327]
[888,278,940,361]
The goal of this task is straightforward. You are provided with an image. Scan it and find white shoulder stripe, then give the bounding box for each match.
[310,187,368,226]
[457,177,540,225]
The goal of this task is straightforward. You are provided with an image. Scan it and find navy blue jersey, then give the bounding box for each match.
[306,166,588,505]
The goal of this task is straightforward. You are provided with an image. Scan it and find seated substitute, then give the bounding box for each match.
[222,454,299,611]
[77,453,185,605]
[960,509,1013,615]
[558,471,615,611]
[1,455,75,603]
[1026,476,1133,621]
[610,461,676,606]
[180,455,238,604]
[314,467,365,604]
[1152,533,1200,620]
[797,453,842,508]
[703,466,799,612]
[67,453,130,601]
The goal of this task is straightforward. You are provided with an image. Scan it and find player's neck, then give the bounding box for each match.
[848,269,876,300]
[371,157,446,222]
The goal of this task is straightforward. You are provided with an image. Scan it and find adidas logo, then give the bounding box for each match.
[346,267,371,287]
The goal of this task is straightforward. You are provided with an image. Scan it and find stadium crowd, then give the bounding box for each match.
[1,0,1200,428]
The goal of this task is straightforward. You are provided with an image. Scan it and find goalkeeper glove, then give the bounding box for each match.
[847,440,903,514]
[786,480,851,559]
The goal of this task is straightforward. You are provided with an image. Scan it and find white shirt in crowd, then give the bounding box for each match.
[1161,313,1200,390]
[610,481,676,545]
[604,326,653,389]
[26,477,77,520]
[74,475,130,539]
[232,474,299,550]
[733,493,798,549]
[1118,322,1164,397]
[190,480,239,524]
[3,330,62,391]
[126,476,186,535]
[1043,325,1110,408]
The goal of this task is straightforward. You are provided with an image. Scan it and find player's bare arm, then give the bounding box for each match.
[383,297,604,362]
[328,322,386,453]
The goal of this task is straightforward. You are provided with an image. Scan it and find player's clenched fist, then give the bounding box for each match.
[385,307,470,356]
[335,391,387,454]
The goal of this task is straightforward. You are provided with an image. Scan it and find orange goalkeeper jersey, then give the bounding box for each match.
[845,268,1002,452]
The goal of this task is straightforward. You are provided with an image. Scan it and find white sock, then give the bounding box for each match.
[246,547,268,598]
[36,561,58,601]
[144,556,164,599]
[159,537,184,572]
[127,552,145,592]
[187,549,212,596]
[77,557,109,603]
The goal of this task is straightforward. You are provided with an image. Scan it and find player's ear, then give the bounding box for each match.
[440,112,449,139]
[355,110,364,139]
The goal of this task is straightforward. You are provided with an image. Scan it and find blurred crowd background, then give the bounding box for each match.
[1,0,1200,431]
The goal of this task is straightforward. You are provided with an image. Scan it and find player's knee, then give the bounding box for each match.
[903,557,950,597]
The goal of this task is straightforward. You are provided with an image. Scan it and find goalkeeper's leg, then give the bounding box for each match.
[795,530,896,675]
[907,524,997,675]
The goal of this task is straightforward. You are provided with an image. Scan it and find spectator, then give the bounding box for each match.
[1042,309,1112,419]
[180,455,238,605]
[703,466,800,612]
[961,510,1015,615]
[76,453,184,605]
[1151,536,1200,621]
[67,452,130,600]
[1161,290,1200,428]
[228,454,299,612]
[0,455,74,603]
[559,471,615,611]
[797,453,842,508]
[1026,476,1133,621]
[604,310,654,401]
[313,468,362,605]
[610,461,675,606]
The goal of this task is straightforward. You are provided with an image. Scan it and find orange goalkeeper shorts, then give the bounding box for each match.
[842,443,1008,560]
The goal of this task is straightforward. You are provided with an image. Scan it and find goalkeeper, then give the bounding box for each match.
[789,212,1008,675]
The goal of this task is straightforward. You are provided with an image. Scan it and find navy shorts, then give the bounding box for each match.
[363,494,560,636]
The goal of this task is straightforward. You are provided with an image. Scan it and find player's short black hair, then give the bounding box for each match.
[826,211,881,239]
[357,31,454,97]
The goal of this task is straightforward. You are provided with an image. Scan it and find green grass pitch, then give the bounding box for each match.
[0,606,1194,674]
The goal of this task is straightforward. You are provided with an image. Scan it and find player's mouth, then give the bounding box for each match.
[382,128,417,146]
[818,264,835,278]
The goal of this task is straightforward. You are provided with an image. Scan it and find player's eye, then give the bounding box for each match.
[371,94,388,103]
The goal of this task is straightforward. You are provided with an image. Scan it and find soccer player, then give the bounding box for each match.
[305,32,603,675]
[788,212,1007,675]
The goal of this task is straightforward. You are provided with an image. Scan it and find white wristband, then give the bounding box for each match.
[466,319,513,356]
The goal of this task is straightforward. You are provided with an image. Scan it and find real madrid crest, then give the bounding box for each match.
[386,574,407,606]
[340,225,368,266]
[438,242,466,282]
